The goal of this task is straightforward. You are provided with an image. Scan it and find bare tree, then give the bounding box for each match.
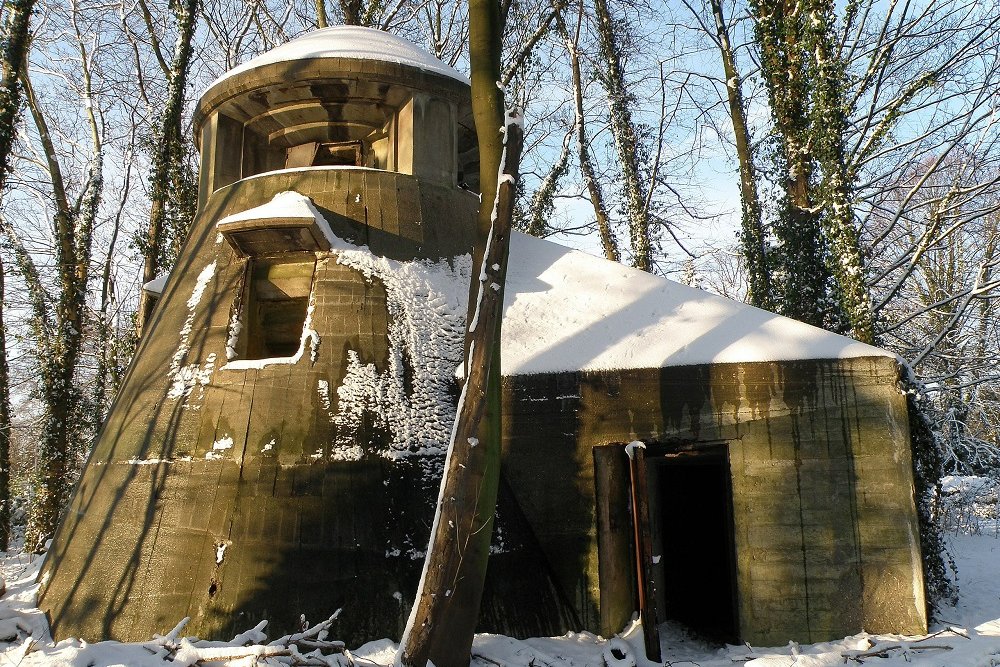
[592,0,652,270]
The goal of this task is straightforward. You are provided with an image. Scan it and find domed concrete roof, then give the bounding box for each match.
[207,26,468,92]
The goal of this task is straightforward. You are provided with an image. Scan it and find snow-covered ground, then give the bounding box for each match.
[2,481,998,666]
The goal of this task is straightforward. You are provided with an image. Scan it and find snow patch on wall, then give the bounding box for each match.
[225,307,242,361]
[213,436,234,451]
[167,263,217,400]
[326,236,470,459]
[206,435,234,460]
[124,456,193,465]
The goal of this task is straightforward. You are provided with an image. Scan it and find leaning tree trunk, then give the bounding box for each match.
[397,0,523,664]
[558,4,620,262]
[137,0,199,335]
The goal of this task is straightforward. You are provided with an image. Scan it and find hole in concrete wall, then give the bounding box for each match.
[284,141,365,169]
[648,449,738,643]
[401,346,415,398]
[314,141,363,166]
[241,257,316,360]
[208,579,218,598]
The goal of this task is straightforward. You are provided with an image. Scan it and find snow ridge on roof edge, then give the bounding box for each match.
[204,26,469,98]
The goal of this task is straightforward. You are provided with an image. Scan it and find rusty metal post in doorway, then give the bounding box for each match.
[626,441,661,662]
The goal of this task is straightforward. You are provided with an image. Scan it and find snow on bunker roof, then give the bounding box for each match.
[501,233,895,376]
[206,26,469,93]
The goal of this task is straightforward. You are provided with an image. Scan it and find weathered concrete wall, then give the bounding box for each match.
[501,357,926,645]
[39,166,580,645]
[39,169,475,644]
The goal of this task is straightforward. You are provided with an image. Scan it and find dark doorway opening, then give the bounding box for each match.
[648,449,738,644]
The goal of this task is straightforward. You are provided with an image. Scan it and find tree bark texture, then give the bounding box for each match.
[339,0,361,24]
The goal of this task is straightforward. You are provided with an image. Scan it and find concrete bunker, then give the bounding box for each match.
[39,26,929,654]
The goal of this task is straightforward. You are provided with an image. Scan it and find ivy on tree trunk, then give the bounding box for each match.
[593,0,651,271]
[0,0,37,554]
[19,64,102,548]
[749,0,874,342]
[137,0,200,335]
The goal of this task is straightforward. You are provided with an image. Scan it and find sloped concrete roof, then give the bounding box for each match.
[501,232,894,375]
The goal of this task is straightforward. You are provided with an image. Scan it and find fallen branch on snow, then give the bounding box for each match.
[842,643,954,662]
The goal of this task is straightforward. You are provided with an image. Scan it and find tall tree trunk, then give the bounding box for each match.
[137,0,199,335]
[316,0,329,27]
[21,65,102,548]
[592,0,651,271]
[560,4,619,262]
[710,0,771,309]
[0,0,37,557]
[93,162,130,418]
[397,0,522,664]
[750,0,838,330]
[0,256,11,552]
[22,69,79,548]
[805,0,873,343]
[0,0,36,196]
